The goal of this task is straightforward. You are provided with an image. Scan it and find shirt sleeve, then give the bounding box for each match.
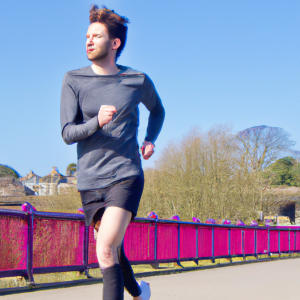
[141,75,165,144]
[60,73,99,145]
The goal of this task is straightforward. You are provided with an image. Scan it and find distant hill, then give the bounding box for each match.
[0,164,20,179]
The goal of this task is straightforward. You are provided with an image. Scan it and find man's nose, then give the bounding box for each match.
[87,37,94,45]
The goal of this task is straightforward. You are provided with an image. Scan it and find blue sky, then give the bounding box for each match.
[0,0,299,177]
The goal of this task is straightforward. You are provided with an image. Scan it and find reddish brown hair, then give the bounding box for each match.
[89,5,129,60]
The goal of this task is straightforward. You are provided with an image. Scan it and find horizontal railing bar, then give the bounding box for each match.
[0,270,27,278]
[87,263,99,269]
[33,265,86,274]
[87,258,183,268]
[0,203,23,206]
[33,211,85,221]
[133,218,300,230]
[0,209,26,218]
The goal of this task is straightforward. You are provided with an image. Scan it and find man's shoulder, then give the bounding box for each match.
[66,66,92,77]
[120,65,145,76]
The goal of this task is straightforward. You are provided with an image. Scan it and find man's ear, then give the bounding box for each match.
[112,38,121,50]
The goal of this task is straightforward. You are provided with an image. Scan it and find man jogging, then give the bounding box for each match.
[60,5,165,300]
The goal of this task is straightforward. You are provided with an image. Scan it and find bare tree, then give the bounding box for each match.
[235,126,296,171]
[138,125,299,222]
[139,125,263,222]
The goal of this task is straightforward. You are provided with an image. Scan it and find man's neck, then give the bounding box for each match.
[91,58,120,75]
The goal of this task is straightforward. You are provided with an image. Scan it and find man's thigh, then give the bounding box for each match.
[97,206,132,247]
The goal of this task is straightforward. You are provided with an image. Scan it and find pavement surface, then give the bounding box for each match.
[2,258,300,300]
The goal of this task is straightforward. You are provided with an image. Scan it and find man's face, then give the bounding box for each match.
[86,22,112,62]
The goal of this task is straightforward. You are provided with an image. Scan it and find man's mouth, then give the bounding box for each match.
[87,48,94,54]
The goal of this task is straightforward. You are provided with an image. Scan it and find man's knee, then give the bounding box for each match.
[97,244,117,267]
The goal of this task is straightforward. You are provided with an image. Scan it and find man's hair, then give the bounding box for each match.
[89,5,129,60]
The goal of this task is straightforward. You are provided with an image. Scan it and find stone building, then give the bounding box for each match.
[36,167,68,196]
[33,167,77,196]
[20,170,41,194]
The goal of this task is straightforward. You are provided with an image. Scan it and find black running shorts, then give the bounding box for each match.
[80,173,144,226]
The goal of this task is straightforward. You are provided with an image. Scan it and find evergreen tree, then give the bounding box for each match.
[0,164,20,179]
[266,157,300,186]
[66,163,77,175]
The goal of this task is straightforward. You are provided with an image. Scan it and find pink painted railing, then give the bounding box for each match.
[1,204,300,287]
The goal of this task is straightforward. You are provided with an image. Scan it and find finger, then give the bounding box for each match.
[146,144,154,150]
[145,147,154,154]
[144,142,155,150]
[143,150,154,159]
[105,106,117,112]
[103,110,117,115]
[103,111,115,117]
[105,106,117,111]
[102,105,116,109]
[104,112,114,116]
[145,150,154,157]
[100,105,117,113]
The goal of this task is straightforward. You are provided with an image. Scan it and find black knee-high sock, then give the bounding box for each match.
[102,264,124,300]
[118,243,142,297]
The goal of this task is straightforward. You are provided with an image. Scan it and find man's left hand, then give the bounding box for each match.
[141,141,155,160]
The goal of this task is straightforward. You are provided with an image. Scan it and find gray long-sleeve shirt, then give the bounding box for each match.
[60,65,165,191]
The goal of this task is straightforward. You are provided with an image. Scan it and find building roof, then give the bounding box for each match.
[39,167,67,184]
[20,170,41,181]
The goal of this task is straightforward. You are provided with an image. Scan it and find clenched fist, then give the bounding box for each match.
[98,105,117,128]
[140,141,155,160]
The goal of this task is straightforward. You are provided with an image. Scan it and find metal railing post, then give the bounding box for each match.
[268,229,270,257]
[177,223,183,267]
[212,227,215,263]
[289,229,291,256]
[229,228,232,263]
[242,231,245,261]
[254,229,258,259]
[278,230,281,257]
[25,203,35,287]
[194,225,198,265]
[83,226,89,267]
[154,220,157,261]
[294,230,297,252]
[83,226,92,278]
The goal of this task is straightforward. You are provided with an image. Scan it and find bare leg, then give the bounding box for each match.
[97,206,132,300]
[97,206,132,267]
[97,206,149,300]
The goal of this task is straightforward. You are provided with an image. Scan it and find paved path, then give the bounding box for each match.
[2,259,300,300]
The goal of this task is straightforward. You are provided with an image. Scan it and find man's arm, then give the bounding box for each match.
[140,75,165,159]
[60,73,116,145]
[60,73,99,145]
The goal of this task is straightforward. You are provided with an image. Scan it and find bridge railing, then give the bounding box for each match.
[1,204,300,287]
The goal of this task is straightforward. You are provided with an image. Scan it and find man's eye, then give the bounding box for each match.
[96,35,101,38]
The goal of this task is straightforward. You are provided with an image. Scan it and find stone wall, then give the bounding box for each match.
[58,183,77,195]
[34,182,77,196]
[0,177,34,197]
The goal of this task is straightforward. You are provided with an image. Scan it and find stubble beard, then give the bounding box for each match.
[87,42,111,63]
